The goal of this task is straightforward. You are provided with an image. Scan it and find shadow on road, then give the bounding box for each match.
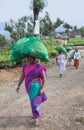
[0,116,35,128]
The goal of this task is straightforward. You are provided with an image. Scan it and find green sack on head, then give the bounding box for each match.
[11,36,50,62]
[65,45,73,51]
[55,45,67,53]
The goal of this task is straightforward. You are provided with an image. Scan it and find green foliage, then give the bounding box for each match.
[40,12,53,36]
[30,0,47,12]
[67,37,84,45]
[54,17,64,28]
[0,47,16,69]
[40,13,64,36]
[0,48,11,62]
[43,38,57,56]
[0,35,8,46]
[4,16,29,41]
[80,26,84,35]
[0,37,84,68]
[63,23,72,31]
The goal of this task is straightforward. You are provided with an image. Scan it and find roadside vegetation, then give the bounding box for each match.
[68,37,84,46]
[0,37,84,69]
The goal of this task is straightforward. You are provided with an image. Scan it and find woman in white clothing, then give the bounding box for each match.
[56,51,66,78]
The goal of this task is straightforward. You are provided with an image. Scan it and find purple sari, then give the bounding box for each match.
[23,63,48,118]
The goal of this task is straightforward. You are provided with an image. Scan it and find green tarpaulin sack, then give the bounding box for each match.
[64,45,73,51]
[11,36,50,62]
[55,45,67,54]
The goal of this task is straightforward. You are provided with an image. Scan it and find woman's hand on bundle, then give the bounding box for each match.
[39,88,44,95]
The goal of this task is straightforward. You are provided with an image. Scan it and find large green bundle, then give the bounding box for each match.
[55,45,67,53]
[64,45,73,51]
[11,36,50,62]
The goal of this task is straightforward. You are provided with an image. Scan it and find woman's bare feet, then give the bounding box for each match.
[35,118,39,126]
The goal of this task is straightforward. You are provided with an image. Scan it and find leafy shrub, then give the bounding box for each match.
[0,37,84,68]
[68,38,84,46]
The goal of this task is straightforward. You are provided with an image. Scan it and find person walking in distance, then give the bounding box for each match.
[73,48,81,69]
[56,51,66,78]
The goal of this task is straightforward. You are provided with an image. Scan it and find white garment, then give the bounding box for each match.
[57,54,66,64]
[66,52,72,65]
[74,52,81,60]
[59,63,66,74]
[57,54,66,74]
[67,52,71,59]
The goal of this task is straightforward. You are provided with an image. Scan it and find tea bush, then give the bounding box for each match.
[0,37,84,68]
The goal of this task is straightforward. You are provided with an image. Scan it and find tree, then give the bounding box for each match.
[40,12,53,36]
[80,26,84,37]
[54,17,64,29]
[0,35,8,46]
[30,0,47,35]
[40,15,64,37]
[73,25,78,31]
[4,16,29,42]
[63,23,72,40]
[71,25,78,38]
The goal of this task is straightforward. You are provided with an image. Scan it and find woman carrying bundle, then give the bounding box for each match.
[16,55,47,126]
[56,51,66,78]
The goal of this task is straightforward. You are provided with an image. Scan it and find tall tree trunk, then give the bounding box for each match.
[33,0,39,35]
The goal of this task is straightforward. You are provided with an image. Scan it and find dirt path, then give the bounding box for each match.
[0,55,84,130]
